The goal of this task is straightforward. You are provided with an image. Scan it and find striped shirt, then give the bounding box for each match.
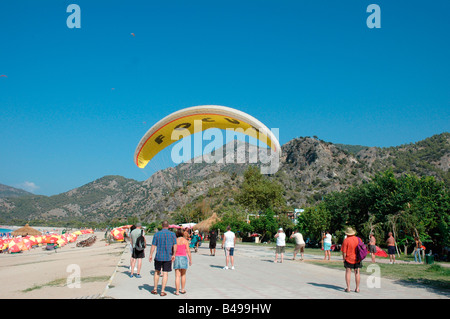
[151,229,177,261]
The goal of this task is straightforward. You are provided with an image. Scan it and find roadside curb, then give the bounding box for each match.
[101,243,128,298]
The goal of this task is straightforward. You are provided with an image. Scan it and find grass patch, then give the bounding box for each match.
[22,275,111,293]
[307,260,450,292]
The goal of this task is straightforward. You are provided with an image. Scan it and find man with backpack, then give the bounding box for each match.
[341,227,365,293]
[130,223,146,278]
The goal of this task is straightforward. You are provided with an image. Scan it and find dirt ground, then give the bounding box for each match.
[0,232,126,299]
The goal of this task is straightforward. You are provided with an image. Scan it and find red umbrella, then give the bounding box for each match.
[8,238,22,253]
[45,234,59,244]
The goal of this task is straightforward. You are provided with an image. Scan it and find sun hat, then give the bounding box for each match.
[278,228,283,231]
[194,230,199,233]
[344,227,356,236]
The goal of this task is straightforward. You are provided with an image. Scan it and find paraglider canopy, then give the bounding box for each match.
[134,105,281,168]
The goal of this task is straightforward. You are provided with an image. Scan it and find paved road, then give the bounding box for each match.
[104,235,448,300]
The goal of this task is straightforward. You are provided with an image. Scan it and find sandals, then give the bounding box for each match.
[344,288,360,293]
[151,289,167,296]
[180,290,187,294]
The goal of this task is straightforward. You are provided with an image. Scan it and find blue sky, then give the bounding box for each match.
[0,0,449,196]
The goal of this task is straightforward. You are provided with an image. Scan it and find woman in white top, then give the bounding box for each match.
[274,228,286,263]
[323,231,332,261]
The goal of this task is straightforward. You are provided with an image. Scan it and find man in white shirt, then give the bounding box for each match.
[274,228,286,263]
[290,230,305,260]
[221,225,236,270]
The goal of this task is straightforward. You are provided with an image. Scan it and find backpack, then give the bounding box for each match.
[135,230,146,251]
[356,237,368,262]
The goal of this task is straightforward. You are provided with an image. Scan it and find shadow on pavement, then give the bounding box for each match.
[307,282,344,291]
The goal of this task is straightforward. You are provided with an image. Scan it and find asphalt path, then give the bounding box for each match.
[104,235,449,300]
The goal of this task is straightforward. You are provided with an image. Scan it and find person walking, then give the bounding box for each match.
[129,223,145,278]
[290,230,305,261]
[209,229,218,256]
[274,228,286,263]
[128,224,137,274]
[368,234,377,263]
[190,230,201,253]
[149,221,177,296]
[323,231,332,261]
[386,232,396,264]
[173,229,192,295]
[341,227,362,293]
[413,237,423,263]
[221,225,236,270]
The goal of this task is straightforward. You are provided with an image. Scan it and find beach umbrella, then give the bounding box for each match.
[193,213,221,233]
[111,228,125,241]
[69,234,77,242]
[2,238,12,250]
[8,239,21,253]
[11,224,42,237]
[22,238,32,250]
[57,238,66,247]
[46,234,60,244]
[35,236,43,245]
[28,236,38,246]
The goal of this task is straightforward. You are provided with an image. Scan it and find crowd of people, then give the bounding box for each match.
[123,221,239,296]
[123,221,421,295]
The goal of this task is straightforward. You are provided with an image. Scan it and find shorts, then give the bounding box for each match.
[209,242,216,249]
[294,244,305,253]
[224,247,234,256]
[344,261,362,269]
[154,260,172,272]
[388,246,396,255]
[174,256,189,269]
[276,246,285,254]
[323,242,331,251]
[368,245,377,253]
[132,248,145,259]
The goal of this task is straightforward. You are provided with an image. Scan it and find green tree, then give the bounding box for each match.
[235,166,286,212]
[250,208,278,242]
[213,207,252,237]
[310,170,449,252]
[297,203,332,242]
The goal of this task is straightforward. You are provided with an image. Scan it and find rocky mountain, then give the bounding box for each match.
[0,133,448,224]
[0,184,33,198]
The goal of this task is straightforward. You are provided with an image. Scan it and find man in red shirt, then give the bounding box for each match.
[341,227,362,293]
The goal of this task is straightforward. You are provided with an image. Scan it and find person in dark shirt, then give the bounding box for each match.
[209,229,218,256]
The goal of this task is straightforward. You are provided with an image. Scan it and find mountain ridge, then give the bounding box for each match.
[1,132,448,225]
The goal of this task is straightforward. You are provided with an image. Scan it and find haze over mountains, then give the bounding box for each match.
[1,132,448,225]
